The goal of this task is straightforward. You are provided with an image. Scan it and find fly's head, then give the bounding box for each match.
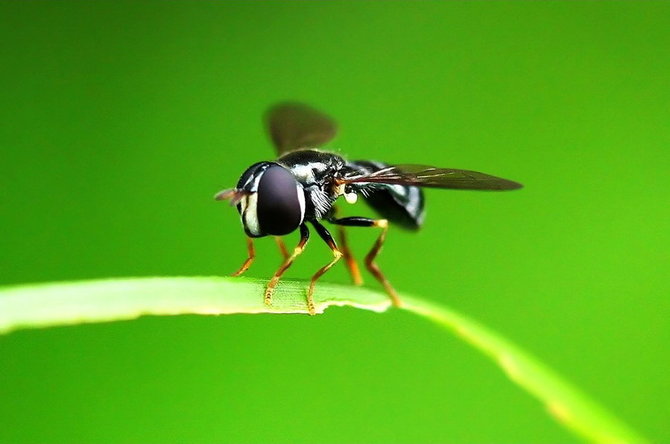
[216,162,306,237]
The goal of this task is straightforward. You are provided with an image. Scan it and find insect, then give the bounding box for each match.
[215,103,522,314]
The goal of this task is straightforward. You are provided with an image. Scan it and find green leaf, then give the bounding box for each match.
[0,276,648,444]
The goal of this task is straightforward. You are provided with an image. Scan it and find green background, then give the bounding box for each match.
[1,2,669,443]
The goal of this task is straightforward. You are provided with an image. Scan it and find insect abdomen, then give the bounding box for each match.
[348,161,426,230]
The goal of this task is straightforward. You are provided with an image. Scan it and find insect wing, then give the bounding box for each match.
[265,102,338,155]
[341,164,523,191]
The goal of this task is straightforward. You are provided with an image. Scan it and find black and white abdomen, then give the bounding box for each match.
[348,160,426,230]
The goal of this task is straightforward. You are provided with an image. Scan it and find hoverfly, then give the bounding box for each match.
[215,103,522,314]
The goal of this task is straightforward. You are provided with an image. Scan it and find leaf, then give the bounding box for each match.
[0,276,648,444]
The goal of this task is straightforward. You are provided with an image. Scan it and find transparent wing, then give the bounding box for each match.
[265,102,338,155]
[340,164,523,191]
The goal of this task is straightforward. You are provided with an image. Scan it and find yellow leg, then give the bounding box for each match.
[329,217,402,308]
[264,225,310,307]
[338,226,364,286]
[274,236,290,260]
[232,237,255,277]
[306,247,343,315]
[364,220,402,307]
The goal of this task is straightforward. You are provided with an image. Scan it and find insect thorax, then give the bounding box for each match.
[277,150,347,220]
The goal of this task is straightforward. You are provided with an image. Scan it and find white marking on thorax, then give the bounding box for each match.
[290,162,328,185]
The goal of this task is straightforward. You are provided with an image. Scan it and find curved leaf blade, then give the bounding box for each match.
[0,277,648,444]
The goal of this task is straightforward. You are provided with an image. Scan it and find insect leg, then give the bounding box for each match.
[232,237,255,277]
[274,236,290,260]
[309,221,343,315]
[329,217,401,307]
[265,224,310,306]
[337,226,364,286]
[330,206,363,285]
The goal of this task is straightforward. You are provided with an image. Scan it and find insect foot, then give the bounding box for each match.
[306,249,344,316]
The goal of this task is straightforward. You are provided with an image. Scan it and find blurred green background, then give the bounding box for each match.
[1,1,669,443]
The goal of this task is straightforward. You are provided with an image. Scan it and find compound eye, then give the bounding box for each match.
[256,165,304,235]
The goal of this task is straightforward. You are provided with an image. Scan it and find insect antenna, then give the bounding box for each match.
[214,188,249,206]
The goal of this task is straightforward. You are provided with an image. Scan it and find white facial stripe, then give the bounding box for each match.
[241,193,261,236]
[296,183,306,224]
[250,171,263,191]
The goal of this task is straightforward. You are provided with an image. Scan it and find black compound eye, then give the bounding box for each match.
[256,165,304,235]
